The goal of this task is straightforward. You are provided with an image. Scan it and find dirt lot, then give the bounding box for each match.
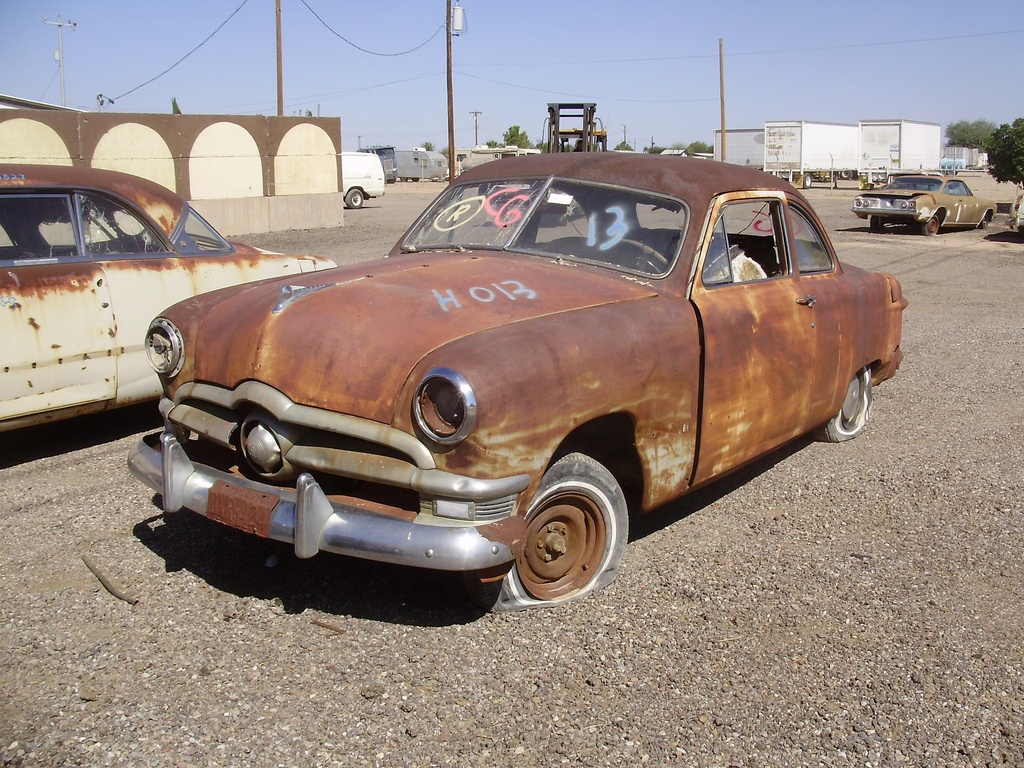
[1,174,1022,767]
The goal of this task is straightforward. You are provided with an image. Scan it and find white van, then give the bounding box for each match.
[341,151,386,209]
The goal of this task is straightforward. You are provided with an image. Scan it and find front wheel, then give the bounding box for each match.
[465,453,629,611]
[818,367,872,443]
[344,188,364,209]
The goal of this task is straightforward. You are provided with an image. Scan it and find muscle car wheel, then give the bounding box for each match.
[472,453,628,611]
[920,215,940,236]
[818,366,872,443]
[869,216,885,232]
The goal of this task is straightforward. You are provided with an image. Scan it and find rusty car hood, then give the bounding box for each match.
[181,252,659,422]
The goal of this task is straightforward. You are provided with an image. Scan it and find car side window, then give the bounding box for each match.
[944,181,970,196]
[789,206,834,274]
[78,193,168,257]
[701,199,785,286]
[0,194,78,262]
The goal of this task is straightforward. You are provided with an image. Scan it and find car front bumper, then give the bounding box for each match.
[852,207,927,222]
[128,431,528,572]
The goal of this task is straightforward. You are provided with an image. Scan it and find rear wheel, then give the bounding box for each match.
[920,215,940,236]
[869,216,884,232]
[465,453,629,611]
[818,366,872,443]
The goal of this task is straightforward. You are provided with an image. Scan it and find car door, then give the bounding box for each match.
[0,193,117,422]
[688,193,833,486]
[79,193,328,404]
[943,179,979,225]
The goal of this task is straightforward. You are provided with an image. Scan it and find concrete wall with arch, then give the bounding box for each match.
[0,111,344,236]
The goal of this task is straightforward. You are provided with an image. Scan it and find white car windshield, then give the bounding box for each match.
[401,177,688,277]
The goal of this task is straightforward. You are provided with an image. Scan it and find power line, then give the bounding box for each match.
[299,0,444,56]
[111,0,250,102]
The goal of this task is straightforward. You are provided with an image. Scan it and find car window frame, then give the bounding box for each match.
[696,193,791,290]
[786,202,835,275]
[0,192,82,265]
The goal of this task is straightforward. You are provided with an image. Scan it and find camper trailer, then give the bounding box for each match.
[394,148,448,181]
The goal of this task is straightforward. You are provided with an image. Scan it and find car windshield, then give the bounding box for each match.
[887,177,944,192]
[401,177,687,277]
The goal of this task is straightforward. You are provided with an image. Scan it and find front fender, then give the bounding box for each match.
[393,295,703,510]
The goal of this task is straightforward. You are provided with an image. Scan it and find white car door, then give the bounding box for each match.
[0,193,117,422]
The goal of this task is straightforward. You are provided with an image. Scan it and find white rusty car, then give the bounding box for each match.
[0,164,336,431]
[852,174,997,235]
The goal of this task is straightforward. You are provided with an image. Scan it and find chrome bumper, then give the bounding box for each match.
[128,432,528,572]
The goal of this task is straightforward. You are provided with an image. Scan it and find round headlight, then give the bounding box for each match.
[145,318,184,377]
[414,367,477,446]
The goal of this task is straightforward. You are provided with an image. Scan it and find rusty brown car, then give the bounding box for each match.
[0,164,336,431]
[128,154,906,610]
[852,174,997,235]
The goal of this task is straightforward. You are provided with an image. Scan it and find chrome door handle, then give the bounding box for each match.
[796,295,816,308]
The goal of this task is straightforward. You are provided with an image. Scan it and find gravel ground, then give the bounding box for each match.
[1,177,1022,767]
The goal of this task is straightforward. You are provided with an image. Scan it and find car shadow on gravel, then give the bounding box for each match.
[984,230,1022,244]
[131,437,812,627]
[133,501,485,627]
[629,435,812,542]
[1,402,163,470]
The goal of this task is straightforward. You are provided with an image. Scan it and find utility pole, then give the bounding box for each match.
[276,0,284,116]
[470,111,482,146]
[621,125,627,147]
[446,0,455,181]
[43,16,77,107]
[719,37,726,162]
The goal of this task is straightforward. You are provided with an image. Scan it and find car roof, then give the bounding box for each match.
[0,163,186,239]
[454,153,802,203]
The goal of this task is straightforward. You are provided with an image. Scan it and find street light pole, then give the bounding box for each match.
[44,16,77,107]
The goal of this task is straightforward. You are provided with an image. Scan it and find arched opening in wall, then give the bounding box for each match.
[93,123,175,192]
[0,118,72,165]
[275,124,338,196]
[190,122,262,199]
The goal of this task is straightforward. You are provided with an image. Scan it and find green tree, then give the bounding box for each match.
[421,141,436,151]
[613,140,633,151]
[686,140,713,156]
[945,119,996,148]
[486,140,500,148]
[644,146,667,155]
[503,125,531,148]
[986,118,1024,185]
[171,97,182,114]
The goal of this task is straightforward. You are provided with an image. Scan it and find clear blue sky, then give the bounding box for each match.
[2,0,1022,151]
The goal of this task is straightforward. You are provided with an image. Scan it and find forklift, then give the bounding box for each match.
[544,102,608,153]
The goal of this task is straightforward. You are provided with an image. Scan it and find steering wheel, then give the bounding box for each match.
[619,238,669,274]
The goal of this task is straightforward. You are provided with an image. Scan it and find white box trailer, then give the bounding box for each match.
[763,121,859,188]
[858,120,941,185]
[713,128,765,168]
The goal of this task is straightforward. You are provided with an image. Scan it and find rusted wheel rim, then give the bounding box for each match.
[518,492,608,601]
